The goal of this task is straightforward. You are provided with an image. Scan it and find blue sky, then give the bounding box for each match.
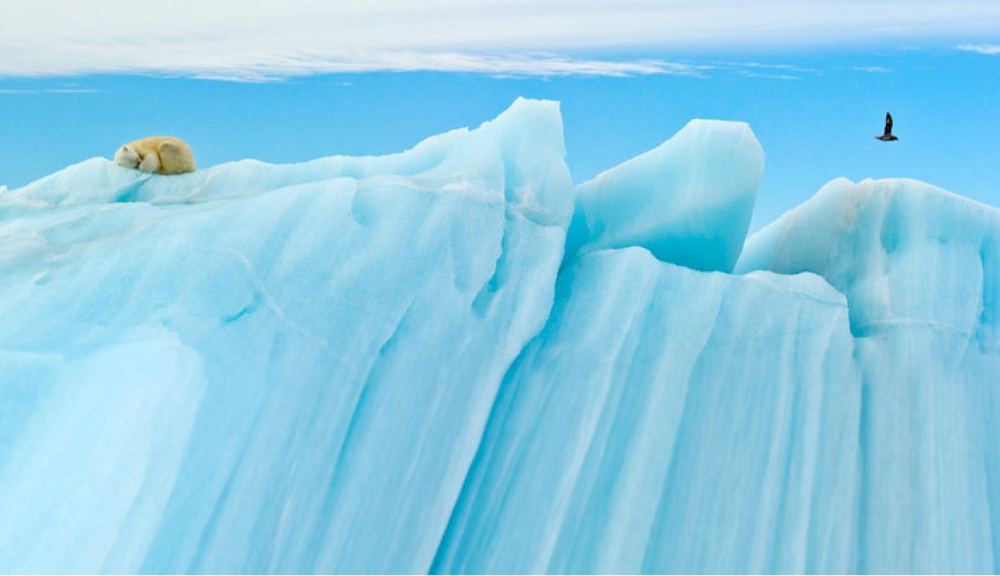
[1,1,999,230]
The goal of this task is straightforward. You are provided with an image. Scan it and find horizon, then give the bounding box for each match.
[1,2,999,231]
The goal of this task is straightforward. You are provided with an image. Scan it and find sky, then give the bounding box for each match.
[1,1,999,230]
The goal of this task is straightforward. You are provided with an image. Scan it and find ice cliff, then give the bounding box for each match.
[0,99,997,574]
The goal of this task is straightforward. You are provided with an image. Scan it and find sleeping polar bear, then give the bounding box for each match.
[114,136,196,175]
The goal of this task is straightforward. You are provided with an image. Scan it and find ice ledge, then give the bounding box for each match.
[737,177,1000,344]
[1,98,573,229]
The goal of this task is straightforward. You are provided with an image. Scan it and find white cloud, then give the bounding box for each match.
[854,66,891,73]
[175,54,706,82]
[2,1,1000,79]
[958,44,1000,55]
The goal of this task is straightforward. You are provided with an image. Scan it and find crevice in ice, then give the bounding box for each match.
[347,180,382,227]
[561,281,671,572]
[877,190,903,255]
[297,301,419,572]
[616,291,711,573]
[295,382,372,573]
[541,277,658,572]
[433,253,593,573]
[764,306,804,571]
[853,349,874,574]
[977,236,999,350]
[637,314,721,572]
[801,318,847,572]
[219,293,260,324]
[471,211,511,318]
[113,176,155,203]
[374,302,414,361]
[429,352,523,573]
[852,318,974,339]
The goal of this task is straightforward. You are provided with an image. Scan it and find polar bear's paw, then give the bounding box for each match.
[138,152,161,173]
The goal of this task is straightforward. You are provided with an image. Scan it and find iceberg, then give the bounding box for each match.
[0,99,997,574]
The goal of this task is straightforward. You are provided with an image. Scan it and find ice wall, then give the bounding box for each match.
[434,176,1000,574]
[0,100,997,574]
[0,98,573,573]
[738,178,1000,573]
[434,250,860,573]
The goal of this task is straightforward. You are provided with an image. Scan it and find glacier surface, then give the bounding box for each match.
[0,99,997,574]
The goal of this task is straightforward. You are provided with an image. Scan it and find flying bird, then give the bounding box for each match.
[876,112,898,141]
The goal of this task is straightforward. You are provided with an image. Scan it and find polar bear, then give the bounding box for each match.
[114,136,196,175]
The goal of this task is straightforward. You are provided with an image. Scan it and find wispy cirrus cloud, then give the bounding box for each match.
[180,53,707,82]
[958,43,1000,54]
[2,1,1000,80]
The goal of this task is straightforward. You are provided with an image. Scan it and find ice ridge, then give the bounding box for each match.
[0,99,998,574]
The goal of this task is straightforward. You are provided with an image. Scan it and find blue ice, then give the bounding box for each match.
[0,99,997,574]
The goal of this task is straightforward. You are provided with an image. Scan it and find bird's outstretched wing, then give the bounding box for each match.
[884,112,893,136]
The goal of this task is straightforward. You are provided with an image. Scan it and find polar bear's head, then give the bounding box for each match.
[114,145,141,169]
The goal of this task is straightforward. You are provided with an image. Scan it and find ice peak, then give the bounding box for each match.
[565,118,764,272]
[738,177,1000,343]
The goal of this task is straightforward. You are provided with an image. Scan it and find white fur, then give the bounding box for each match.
[114,145,140,169]
[114,136,195,175]
[138,152,161,173]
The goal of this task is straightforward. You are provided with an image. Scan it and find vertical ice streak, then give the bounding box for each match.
[0,101,997,574]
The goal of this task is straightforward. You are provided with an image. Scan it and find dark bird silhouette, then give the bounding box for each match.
[876,112,898,141]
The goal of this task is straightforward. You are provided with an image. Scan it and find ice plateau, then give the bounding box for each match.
[0,98,997,574]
